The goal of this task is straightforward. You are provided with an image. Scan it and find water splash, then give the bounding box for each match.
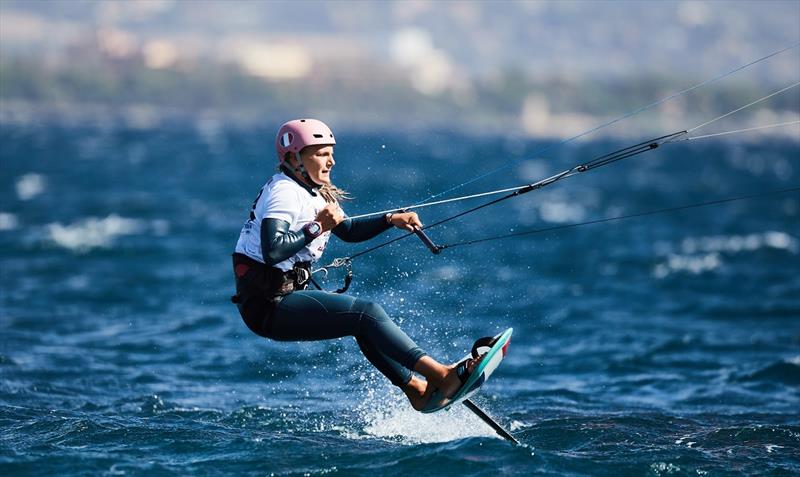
[355,386,497,444]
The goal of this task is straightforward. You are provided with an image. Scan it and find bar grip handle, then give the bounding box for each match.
[413,226,441,255]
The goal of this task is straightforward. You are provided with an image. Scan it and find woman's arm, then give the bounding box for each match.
[333,211,423,243]
[332,215,392,243]
[260,218,314,266]
[261,203,346,265]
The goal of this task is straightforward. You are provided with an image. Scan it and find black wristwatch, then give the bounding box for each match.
[303,221,323,239]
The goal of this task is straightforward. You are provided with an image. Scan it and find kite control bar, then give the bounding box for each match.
[413,226,442,254]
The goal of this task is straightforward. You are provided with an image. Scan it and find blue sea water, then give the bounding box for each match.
[1,120,799,476]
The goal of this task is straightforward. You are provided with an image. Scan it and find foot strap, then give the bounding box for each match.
[455,359,471,384]
[454,336,499,384]
[471,336,497,359]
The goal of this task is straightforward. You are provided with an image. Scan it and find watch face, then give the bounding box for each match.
[308,222,321,235]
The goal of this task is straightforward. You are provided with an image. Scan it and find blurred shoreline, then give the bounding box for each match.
[2,0,798,140]
[2,95,798,142]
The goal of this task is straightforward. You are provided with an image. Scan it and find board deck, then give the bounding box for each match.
[421,328,512,413]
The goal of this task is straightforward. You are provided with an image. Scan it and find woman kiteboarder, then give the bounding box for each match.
[231,118,476,410]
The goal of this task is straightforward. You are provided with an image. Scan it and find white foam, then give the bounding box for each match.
[539,201,586,224]
[15,173,46,200]
[679,231,798,255]
[650,462,681,475]
[654,231,798,278]
[653,253,721,278]
[47,214,145,252]
[765,444,783,453]
[0,212,19,231]
[763,231,798,252]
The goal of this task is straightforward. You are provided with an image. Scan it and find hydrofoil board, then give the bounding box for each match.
[421,327,512,414]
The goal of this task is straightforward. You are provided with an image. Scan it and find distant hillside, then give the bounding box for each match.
[1,0,798,138]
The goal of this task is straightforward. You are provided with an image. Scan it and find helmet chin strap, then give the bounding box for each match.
[292,153,322,189]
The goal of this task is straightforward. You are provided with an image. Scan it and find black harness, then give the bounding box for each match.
[231,253,312,305]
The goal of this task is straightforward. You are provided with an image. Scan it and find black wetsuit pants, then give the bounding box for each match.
[238,289,427,386]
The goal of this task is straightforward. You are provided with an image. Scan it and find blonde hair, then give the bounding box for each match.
[319,183,351,204]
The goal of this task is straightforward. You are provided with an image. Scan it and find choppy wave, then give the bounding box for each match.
[735,356,800,385]
[45,215,169,253]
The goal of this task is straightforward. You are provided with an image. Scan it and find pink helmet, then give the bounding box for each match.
[275,118,336,162]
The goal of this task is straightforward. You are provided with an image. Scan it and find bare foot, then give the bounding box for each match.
[419,356,483,409]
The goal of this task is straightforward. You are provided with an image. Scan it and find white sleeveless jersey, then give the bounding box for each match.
[235,172,332,271]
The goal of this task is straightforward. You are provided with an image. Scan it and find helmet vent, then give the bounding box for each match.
[313,134,323,138]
